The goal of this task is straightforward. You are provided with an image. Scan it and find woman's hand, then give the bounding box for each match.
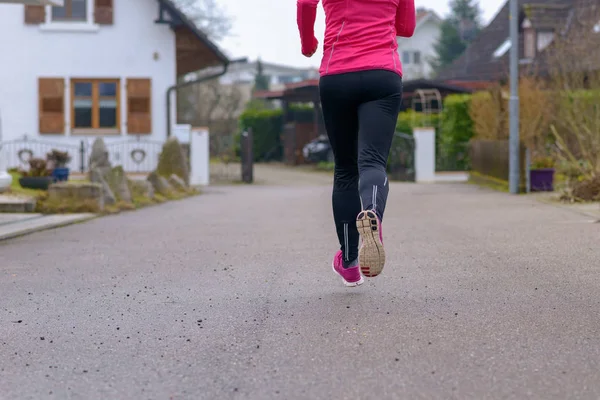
[302,37,319,57]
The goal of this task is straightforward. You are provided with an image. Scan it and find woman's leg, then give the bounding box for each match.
[319,74,362,271]
[355,70,403,277]
[357,93,402,220]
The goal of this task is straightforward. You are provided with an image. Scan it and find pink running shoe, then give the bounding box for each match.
[332,250,364,287]
[357,210,385,277]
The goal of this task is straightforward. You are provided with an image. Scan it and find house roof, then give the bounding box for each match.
[436,0,574,82]
[253,79,320,102]
[414,8,442,30]
[416,8,430,23]
[523,3,571,30]
[157,0,230,75]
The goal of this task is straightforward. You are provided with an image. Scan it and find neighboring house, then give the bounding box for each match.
[397,8,442,80]
[0,0,228,171]
[436,0,600,85]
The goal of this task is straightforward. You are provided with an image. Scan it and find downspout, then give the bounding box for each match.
[166,57,248,137]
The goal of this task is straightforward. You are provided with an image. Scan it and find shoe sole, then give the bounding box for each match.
[332,262,364,287]
[357,210,385,277]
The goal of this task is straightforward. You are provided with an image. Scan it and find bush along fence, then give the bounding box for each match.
[236,105,315,163]
[392,95,473,175]
[438,95,473,172]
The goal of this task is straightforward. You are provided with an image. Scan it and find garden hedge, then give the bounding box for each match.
[237,105,317,162]
[438,94,473,171]
[238,109,284,161]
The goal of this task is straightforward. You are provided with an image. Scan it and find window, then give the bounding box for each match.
[71,79,120,134]
[51,0,87,22]
[402,51,411,64]
[493,38,511,58]
[537,31,554,52]
[278,75,301,85]
[413,51,421,65]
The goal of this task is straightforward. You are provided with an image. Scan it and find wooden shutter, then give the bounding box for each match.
[126,78,152,134]
[38,78,65,134]
[25,5,45,24]
[94,0,114,25]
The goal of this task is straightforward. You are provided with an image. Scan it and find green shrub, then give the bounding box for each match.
[390,110,440,176]
[239,109,284,161]
[438,94,473,171]
[316,161,335,172]
[395,110,440,134]
[290,104,315,124]
[156,138,190,184]
[237,104,317,162]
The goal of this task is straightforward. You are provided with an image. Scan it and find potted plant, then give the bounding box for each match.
[530,156,555,192]
[19,158,53,190]
[47,149,72,182]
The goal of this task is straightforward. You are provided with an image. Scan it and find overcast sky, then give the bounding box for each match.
[217,0,506,68]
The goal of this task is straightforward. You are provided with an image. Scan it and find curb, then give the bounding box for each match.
[536,196,600,221]
[0,214,99,242]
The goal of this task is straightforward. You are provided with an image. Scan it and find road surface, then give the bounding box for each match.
[2,168,600,399]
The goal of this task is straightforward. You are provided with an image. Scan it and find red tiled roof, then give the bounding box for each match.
[416,9,430,23]
[252,79,319,100]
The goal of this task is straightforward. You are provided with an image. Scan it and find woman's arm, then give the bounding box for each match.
[395,0,416,37]
[297,0,319,57]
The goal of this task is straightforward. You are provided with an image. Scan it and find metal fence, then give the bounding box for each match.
[388,132,416,182]
[436,142,471,172]
[0,135,85,172]
[104,137,165,173]
[0,135,166,174]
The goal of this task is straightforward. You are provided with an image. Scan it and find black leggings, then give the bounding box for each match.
[319,69,403,266]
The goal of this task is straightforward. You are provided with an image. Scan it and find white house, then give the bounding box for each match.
[397,9,442,80]
[0,0,229,173]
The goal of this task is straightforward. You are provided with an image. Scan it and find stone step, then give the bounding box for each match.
[0,195,36,213]
[0,213,96,241]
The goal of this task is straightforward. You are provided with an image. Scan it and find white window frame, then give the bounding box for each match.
[493,38,511,59]
[40,0,99,33]
[537,31,554,52]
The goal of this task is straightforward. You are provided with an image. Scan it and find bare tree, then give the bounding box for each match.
[173,0,233,42]
[178,80,247,157]
[544,2,600,200]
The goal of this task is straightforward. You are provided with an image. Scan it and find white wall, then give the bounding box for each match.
[0,0,176,150]
[397,18,441,80]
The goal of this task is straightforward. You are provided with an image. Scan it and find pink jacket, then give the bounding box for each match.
[297,0,416,77]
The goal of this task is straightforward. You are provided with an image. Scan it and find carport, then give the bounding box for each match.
[254,80,325,165]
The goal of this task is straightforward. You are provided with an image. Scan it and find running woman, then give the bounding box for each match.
[297,0,416,286]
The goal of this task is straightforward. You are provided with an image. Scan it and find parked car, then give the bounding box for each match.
[303,135,334,163]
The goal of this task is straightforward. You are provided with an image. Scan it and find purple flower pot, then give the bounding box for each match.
[530,168,555,192]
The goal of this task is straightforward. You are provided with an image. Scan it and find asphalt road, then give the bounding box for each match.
[2,174,600,399]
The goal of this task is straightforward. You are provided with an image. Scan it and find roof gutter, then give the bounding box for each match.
[166,57,247,138]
